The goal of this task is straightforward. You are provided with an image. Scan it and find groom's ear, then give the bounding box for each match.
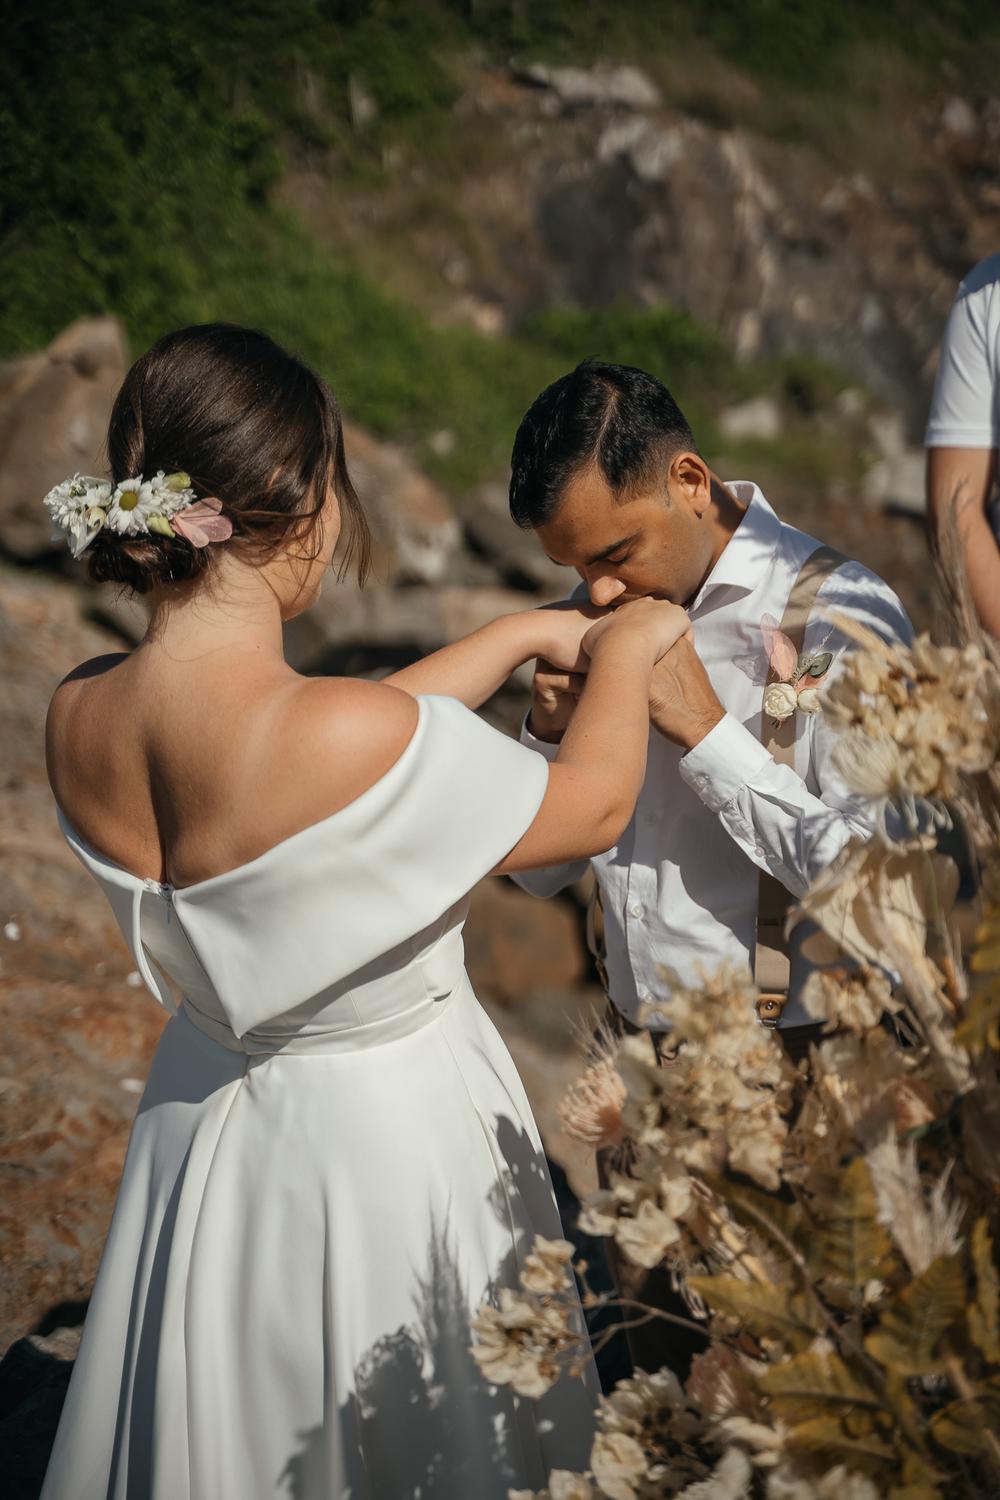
[668,451,712,515]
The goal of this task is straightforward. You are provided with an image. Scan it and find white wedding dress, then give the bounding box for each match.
[40,695,597,1500]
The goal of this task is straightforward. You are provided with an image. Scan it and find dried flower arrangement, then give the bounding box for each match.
[472,515,1000,1500]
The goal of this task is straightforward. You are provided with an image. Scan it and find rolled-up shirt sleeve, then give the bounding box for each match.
[678,565,913,897]
[506,717,590,898]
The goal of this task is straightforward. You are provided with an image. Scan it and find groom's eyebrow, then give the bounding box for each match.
[583,532,641,566]
[542,532,641,568]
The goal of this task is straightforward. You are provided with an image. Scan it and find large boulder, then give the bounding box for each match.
[0,319,128,561]
[343,423,462,585]
[465,877,587,1006]
[0,569,166,1355]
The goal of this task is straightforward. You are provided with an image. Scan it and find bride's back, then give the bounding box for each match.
[42,322,417,891]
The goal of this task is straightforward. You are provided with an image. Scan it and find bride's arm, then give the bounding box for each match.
[383,603,600,709]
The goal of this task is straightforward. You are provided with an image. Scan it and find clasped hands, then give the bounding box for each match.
[530,598,725,752]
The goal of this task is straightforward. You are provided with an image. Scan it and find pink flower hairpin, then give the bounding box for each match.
[760,613,832,724]
[170,496,233,548]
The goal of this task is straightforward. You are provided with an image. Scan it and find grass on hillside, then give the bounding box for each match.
[3,0,961,493]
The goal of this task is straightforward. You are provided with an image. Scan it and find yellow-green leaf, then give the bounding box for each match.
[788,1414,895,1476]
[968,1217,1000,1362]
[929,1375,1000,1457]
[810,1158,895,1285]
[866,1255,965,1376]
[757,1348,881,1425]
[702,1173,805,1258]
[954,988,1000,1054]
[687,1274,823,1352]
[962,902,1000,1053]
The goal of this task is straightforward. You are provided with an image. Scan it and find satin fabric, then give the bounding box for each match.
[40,695,597,1500]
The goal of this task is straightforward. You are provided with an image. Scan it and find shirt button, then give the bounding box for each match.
[754,844,766,859]
[629,901,643,918]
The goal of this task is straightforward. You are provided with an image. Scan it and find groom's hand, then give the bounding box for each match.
[648,635,725,751]
[528,659,584,743]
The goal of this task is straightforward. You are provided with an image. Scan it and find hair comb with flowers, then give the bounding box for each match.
[42,471,233,559]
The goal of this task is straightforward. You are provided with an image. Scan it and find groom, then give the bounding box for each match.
[507,360,911,1370]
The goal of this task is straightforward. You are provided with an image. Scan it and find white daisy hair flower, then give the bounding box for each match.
[41,470,232,556]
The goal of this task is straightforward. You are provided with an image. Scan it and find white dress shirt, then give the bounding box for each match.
[511,482,913,1028]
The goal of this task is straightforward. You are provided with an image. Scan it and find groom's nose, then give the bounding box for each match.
[586,573,628,607]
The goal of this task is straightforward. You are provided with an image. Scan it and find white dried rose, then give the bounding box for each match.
[763,682,798,721]
[614,1196,682,1268]
[549,1472,596,1500]
[520,1236,574,1295]
[795,687,822,714]
[590,1430,648,1500]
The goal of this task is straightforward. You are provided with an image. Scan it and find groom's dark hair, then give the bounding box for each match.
[508,359,697,529]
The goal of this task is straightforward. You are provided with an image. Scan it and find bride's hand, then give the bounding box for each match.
[583,598,691,662]
[534,600,609,674]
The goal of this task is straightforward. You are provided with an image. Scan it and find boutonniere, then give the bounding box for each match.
[761,614,833,724]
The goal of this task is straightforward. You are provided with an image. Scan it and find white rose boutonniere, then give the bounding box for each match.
[763,682,798,721]
[760,613,834,726]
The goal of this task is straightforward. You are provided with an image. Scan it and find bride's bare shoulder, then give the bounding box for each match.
[282,676,421,806]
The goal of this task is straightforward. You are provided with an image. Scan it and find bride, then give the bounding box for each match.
[39,323,690,1500]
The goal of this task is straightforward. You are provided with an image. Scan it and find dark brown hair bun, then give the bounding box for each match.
[88,323,371,595]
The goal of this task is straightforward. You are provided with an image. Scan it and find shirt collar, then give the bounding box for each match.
[689,481,783,611]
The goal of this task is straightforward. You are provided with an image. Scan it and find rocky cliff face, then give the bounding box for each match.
[309,61,999,438]
[496,72,1000,426]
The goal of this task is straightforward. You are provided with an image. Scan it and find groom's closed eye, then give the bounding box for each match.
[587,533,641,567]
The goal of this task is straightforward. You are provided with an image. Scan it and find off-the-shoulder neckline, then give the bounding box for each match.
[55,695,433,897]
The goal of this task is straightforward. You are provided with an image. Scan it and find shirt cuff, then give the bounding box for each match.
[519,713,562,763]
[679,712,772,812]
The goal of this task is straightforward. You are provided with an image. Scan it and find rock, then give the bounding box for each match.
[284,579,548,678]
[0,318,128,560]
[717,395,783,442]
[861,449,927,514]
[85,583,150,646]
[344,423,461,584]
[517,62,661,112]
[0,570,167,1354]
[442,81,998,432]
[458,482,570,593]
[941,96,978,139]
[464,878,586,1005]
[348,73,378,132]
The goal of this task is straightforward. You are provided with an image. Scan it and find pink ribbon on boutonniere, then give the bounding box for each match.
[171,496,233,548]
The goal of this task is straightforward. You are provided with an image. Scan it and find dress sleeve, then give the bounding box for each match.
[173,695,551,1030]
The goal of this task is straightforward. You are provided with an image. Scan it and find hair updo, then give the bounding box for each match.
[87,323,371,595]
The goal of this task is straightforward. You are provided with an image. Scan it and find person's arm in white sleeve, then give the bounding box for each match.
[925,258,1000,637]
[676,565,913,898]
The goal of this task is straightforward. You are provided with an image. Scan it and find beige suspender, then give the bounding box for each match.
[754,544,846,1027]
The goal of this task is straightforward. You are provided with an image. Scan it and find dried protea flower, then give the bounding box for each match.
[559,1052,627,1149]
